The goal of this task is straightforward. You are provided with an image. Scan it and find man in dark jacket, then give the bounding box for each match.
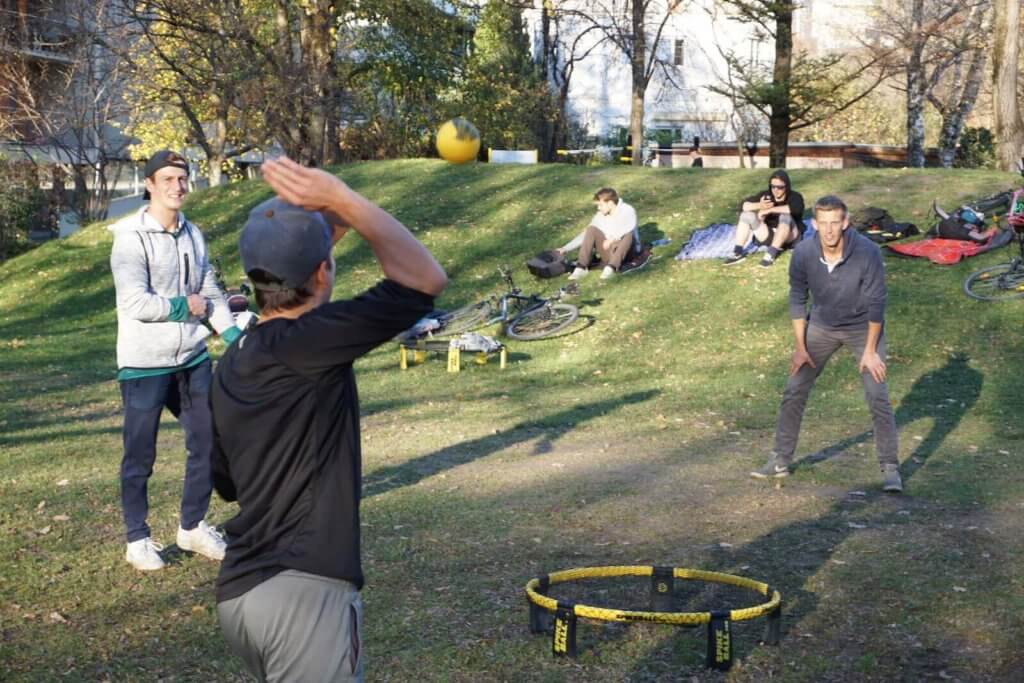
[724,169,804,267]
[209,157,446,682]
[750,195,902,493]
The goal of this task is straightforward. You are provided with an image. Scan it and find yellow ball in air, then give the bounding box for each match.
[436,118,480,164]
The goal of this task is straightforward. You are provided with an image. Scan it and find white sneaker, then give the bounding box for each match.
[568,266,589,280]
[177,520,226,561]
[600,265,615,280]
[126,538,166,571]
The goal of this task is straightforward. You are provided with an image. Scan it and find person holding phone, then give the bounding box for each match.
[724,169,804,267]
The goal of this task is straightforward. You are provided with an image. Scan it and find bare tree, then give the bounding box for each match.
[0,0,133,223]
[709,0,892,167]
[874,0,985,167]
[992,0,1023,171]
[546,0,684,165]
[534,1,608,159]
[925,3,989,168]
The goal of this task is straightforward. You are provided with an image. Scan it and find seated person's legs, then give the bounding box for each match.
[569,225,606,279]
[725,211,763,265]
[597,231,634,279]
[759,215,798,267]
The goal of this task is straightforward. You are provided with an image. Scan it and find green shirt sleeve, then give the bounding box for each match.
[168,296,189,322]
[221,326,242,346]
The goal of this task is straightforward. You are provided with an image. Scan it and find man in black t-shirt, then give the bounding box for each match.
[724,169,805,267]
[209,157,447,682]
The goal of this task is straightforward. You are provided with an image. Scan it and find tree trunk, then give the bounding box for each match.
[992,0,1023,172]
[208,105,228,187]
[540,0,557,161]
[768,1,794,167]
[629,0,646,166]
[905,0,926,168]
[938,47,986,168]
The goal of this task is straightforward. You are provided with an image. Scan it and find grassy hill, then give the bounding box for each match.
[1,160,1023,681]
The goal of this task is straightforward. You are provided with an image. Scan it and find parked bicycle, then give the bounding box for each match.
[211,258,258,329]
[963,188,1024,301]
[419,267,580,341]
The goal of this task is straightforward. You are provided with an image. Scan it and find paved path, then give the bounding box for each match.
[59,193,145,237]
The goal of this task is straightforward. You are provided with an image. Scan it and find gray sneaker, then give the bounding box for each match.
[882,464,903,493]
[750,456,790,479]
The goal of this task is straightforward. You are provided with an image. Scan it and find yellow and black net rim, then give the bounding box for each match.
[524,565,782,670]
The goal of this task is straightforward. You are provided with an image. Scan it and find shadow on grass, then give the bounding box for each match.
[795,353,982,473]
[363,390,658,500]
[641,354,986,677]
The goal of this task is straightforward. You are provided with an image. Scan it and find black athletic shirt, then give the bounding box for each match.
[210,279,434,603]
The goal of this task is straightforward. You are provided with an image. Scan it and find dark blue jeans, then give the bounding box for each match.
[119,360,214,543]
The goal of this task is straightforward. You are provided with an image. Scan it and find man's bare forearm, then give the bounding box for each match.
[864,321,882,355]
[791,317,808,352]
[326,190,447,296]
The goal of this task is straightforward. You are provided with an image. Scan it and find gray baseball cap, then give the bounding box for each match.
[239,197,332,291]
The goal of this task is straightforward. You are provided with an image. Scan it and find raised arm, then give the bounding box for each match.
[260,157,447,297]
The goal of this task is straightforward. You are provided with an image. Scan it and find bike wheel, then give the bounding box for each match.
[438,300,494,335]
[506,303,579,340]
[963,262,1024,301]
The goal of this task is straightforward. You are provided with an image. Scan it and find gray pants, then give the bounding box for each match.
[773,323,898,468]
[218,570,363,682]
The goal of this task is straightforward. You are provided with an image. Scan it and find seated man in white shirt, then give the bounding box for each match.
[556,188,638,281]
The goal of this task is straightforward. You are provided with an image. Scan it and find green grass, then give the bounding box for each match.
[2,160,1024,681]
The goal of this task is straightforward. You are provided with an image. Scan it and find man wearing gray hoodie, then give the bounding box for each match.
[109,150,240,571]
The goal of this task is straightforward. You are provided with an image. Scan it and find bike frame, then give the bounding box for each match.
[485,268,548,326]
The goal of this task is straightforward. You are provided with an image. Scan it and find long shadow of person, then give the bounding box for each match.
[626,355,983,677]
[363,390,659,500]
[798,353,982,473]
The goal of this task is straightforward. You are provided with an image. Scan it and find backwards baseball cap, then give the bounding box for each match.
[239,197,332,292]
[142,150,189,201]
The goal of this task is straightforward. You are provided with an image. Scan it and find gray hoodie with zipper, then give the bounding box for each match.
[109,207,234,371]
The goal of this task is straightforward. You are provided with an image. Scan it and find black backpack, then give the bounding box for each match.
[526,250,569,278]
[850,206,919,243]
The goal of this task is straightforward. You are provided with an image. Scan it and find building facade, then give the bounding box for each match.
[523,0,878,147]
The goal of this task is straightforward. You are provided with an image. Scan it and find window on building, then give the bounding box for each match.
[674,39,685,67]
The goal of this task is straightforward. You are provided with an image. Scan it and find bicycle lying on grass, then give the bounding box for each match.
[414,266,580,341]
[963,189,1024,301]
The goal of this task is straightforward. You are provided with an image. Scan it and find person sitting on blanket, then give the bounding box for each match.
[724,169,805,268]
[557,187,638,281]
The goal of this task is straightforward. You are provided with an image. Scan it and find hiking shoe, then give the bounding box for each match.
[126,538,166,571]
[759,253,776,267]
[600,265,615,280]
[882,464,903,493]
[750,456,790,479]
[568,266,589,280]
[177,520,226,560]
[723,252,747,266]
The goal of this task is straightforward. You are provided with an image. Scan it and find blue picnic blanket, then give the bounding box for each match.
[674,219,816,260]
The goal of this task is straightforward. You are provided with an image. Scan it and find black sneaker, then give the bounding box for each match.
[723,252,747,266]
[750,456,790,479]
[759,253,776,267]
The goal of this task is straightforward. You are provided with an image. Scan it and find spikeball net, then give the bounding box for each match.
[525,565,782,670]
